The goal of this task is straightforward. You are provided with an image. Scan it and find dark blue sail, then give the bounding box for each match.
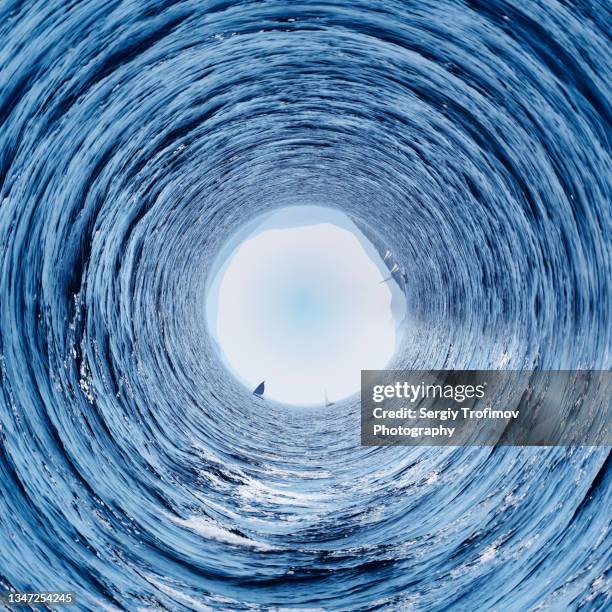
[253,381,265,397]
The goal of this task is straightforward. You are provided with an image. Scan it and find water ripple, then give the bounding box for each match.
[0,0,610,609]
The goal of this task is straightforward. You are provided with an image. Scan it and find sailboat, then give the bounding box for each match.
[380,261,400,284]
[324,391,334,407]
[253,381,265,398]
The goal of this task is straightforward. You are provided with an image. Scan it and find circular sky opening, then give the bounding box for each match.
[205,206,406,406]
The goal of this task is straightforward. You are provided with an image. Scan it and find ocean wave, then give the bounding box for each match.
[0,0,609,609]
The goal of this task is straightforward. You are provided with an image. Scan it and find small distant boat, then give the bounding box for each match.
[324,391,334,407]
[383,249,392,261]
[253,381,265,397]
[380,260,402,284]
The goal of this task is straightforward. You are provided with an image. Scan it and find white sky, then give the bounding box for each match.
[210,208,403,406]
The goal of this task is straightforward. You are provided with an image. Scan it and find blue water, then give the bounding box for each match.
[0,0,610,610]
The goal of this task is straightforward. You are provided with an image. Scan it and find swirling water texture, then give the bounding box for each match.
[0,0,610,609]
